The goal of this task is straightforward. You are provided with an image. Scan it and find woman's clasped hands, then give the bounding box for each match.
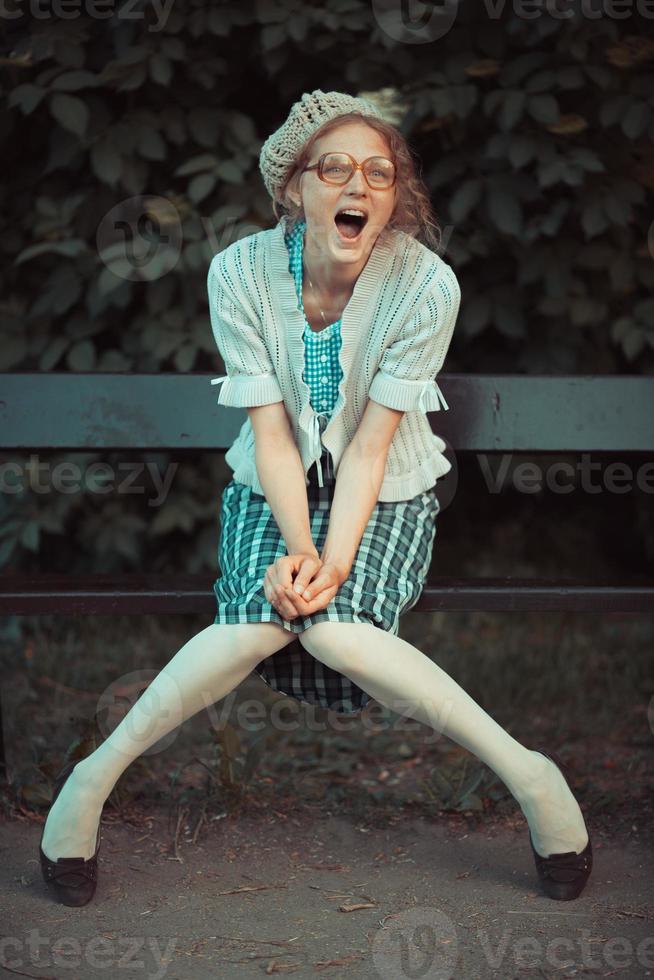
[263,552,345,620]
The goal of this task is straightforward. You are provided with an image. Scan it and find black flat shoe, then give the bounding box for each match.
[39,760,101,907]
[529,748,593,901]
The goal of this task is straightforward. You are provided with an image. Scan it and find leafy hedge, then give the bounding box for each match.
[1,2,653,573]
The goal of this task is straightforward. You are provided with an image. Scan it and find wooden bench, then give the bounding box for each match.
[1,372,653,779]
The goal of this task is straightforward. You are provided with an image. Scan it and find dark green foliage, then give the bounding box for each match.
[2,1,653,572]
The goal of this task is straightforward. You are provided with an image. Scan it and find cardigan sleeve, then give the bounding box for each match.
[207,259,284,408]
[368,263,460,413]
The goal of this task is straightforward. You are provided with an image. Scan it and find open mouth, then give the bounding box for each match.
[334,209,368,241]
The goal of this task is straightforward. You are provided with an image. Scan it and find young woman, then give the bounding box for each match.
[39,89,592,907]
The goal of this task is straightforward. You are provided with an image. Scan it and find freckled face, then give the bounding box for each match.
[290,121,397,267]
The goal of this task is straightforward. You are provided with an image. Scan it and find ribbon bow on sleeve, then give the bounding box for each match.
[418,380,449,413]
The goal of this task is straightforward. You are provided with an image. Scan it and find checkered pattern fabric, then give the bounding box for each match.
[212,219,441,713]
[286,216,343,418]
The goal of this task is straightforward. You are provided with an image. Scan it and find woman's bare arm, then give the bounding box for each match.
[255,438,318,559]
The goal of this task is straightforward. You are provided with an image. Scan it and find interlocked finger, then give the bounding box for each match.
[271,584,298,619]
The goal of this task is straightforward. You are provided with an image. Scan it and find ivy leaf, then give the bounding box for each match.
[487,186,523,236]
[20,520,40,552]
[581,204,609,238]
[449,178,482,223]
[149,54,172,86]
[508,135,535,168]
[623,328,645,361]
[9,83,46,114]
[39,336,70,371]
[50,93,89,137]
[188,108,217,148]
[174,342,197,372]
[138,127,166,161]
[499,90,526,131]
[622,101,651,140]
[188,173,217,204]
[462,295,491,338]
[90,139,122,185]
[67,339,96,371]
[0,335,28,370]
[15,239,88,265]
[174,154,218,177]
[51,70,101,91]
[528,94,559,125]
[495,303,526,339]
[215,160,243,183]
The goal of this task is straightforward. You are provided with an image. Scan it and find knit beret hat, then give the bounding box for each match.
[259,89,385,202]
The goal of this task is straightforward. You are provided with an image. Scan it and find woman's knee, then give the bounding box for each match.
[205,621,297,666]
[297,621,363,673]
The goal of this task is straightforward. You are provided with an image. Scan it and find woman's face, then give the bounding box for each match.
[289,120,397,265]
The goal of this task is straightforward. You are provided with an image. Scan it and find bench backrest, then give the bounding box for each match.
[2,374,653,451]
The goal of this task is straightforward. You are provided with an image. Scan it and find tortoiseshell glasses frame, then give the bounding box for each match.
[302,152,397,189]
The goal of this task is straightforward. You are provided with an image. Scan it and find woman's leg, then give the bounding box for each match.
[299,622,589,858]
[41,622,295,862]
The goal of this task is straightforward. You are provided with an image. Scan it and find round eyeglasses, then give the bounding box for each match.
[302,152,396,190]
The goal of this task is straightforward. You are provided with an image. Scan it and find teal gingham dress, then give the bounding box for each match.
[213,217,441,714]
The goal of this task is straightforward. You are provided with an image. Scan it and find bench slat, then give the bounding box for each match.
[0,574,651,613]
[2,374,654,451]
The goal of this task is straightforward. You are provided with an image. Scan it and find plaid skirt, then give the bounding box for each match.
[213,448,440,714]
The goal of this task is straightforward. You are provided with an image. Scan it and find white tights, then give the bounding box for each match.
[40,623,296,862]
[299,622,589,859]
[41,620,588,863]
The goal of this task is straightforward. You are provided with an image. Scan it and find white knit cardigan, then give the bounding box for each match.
[208,214,461,502]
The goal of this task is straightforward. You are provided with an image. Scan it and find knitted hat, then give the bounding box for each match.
[259,89,386,202]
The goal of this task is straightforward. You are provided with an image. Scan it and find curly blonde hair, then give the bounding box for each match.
[272,111,442,254]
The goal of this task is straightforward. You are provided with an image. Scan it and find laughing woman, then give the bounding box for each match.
[39,89,592,907]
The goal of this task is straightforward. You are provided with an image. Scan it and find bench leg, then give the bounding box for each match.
[0,691,6,784]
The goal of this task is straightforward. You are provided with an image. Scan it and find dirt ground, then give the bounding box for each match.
[2,611,653,979]
[2,788,654,980]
